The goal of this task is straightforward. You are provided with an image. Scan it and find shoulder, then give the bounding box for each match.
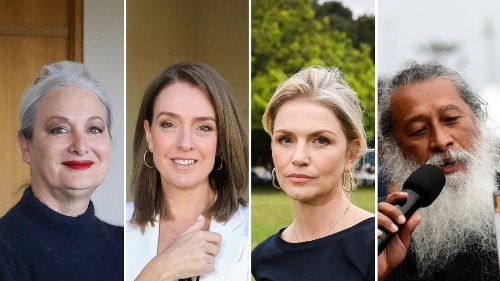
[0,235,31,280]
[252,231,280,256]
[96,216,124,240]
[211,204,249,235]
[347,216,374,234]
[341,217,375,247]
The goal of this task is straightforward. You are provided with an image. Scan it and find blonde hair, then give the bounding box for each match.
[263,66,367,162]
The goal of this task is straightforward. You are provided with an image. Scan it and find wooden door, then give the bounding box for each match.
[0,0,82,215]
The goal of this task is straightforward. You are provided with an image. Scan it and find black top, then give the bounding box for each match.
[252,217,375,281]
[0,187,123,281]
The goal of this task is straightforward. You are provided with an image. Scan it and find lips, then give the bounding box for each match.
[441,159,456,167]
[438,159,462,174]
[62,160,94,170]
[287,173,313,183]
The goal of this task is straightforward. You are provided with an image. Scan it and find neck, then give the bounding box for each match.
[31,184,92,217]
[162,184,216,221]
[292,194,350,242]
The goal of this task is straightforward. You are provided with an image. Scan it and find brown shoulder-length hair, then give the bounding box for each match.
[130,62,248,232]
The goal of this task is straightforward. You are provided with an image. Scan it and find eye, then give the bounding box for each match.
[443,116,460,125]
[408,127,426,137]
[160,121,175,128]
[198,124,214,132]
[88,126,104,134]
[314,136,330,145]
[50,126,69,134]
[277,135,293,144]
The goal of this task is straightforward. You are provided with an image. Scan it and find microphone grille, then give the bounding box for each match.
[403,164,446,207]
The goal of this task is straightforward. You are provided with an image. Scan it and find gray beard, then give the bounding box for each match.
[381,131,500,278]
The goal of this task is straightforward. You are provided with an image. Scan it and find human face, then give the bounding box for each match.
[271,99,356,204]
[390,78,481,174]
[145,82,217,190]
[19,87,111,197]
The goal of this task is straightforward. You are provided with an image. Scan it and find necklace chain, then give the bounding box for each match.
[292,201,351,243]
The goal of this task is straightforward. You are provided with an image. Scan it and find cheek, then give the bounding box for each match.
[93,138,111,161]
[317,150,345,174]
[150,131,174,152]
[271,145,285,168]
[399,143,427,164]
[203,137,218,157]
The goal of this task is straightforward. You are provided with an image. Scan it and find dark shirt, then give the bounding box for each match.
[252,217,375,281]
[0,187,124,281]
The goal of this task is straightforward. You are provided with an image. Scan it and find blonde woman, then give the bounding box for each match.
[252,66,375,280]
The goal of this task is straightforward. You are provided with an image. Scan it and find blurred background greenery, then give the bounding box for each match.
[251,0,375,172]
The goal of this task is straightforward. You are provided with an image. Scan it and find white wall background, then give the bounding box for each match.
[84,0,124,226]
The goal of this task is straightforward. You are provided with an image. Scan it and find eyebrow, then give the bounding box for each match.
[45,115,106,124]
[274,128,338,136]
[156,111,216,123]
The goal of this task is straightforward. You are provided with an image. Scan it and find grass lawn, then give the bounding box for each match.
[250,186,375,249]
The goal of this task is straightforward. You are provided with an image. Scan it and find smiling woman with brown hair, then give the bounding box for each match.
[126,62,249,281]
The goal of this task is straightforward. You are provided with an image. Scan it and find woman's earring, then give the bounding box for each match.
[342,169,355,192]
[143,149,155,169]
[213,155,223,171]
[271,168,281,189]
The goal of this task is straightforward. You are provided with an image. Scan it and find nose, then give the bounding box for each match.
[291,141,310,166]
[177,127,194,151]
[430,125,454,152]
[69,131,89,156]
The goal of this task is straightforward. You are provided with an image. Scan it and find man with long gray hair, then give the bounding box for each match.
[377,61,500,281]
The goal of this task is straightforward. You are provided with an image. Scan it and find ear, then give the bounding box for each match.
[345,139,361,171]
[143,120,153,151]
[18,133,32,164]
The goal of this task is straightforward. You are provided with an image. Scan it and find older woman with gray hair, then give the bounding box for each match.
[0,61,123,280]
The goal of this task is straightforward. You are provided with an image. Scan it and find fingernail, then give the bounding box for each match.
[197,215,203,221]
[390,223,398,232]
[397,215,406,224]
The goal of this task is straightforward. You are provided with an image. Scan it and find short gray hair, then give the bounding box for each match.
[19,61,112,139]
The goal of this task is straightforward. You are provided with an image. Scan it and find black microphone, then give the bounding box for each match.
[378,164,445,255]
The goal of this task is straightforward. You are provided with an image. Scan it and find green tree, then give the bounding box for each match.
[313,1,375,62]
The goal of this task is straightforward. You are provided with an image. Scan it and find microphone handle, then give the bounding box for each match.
[378,190,422,255]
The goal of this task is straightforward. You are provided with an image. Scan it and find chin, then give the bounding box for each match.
[61,177,102,192]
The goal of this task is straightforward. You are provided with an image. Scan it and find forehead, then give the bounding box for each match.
[274,99,343,132]
[37,87,106,117]
[390,78,471,121]
[154,82,215,115]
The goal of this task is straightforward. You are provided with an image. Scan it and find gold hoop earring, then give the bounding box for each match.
[143,149,155,169]
[213,155,223,171]
[271,168,281,189]
[342,169,355,192]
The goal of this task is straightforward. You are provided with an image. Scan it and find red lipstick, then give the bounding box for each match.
[62,160,94,170]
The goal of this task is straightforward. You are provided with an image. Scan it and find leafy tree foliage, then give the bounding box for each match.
[251,0,375,166]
